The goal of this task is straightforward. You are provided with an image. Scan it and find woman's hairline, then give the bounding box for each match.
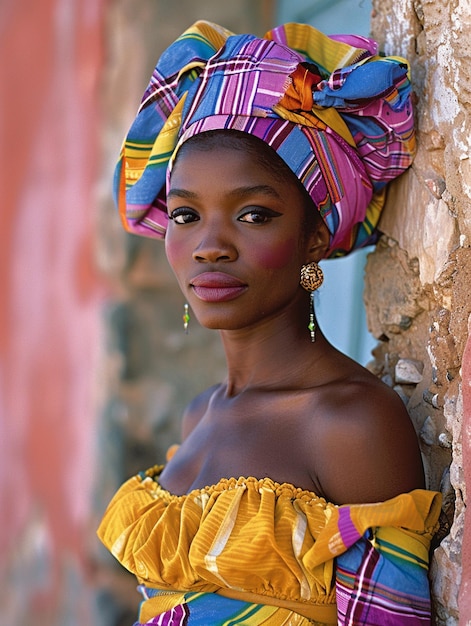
[172,129,324,237]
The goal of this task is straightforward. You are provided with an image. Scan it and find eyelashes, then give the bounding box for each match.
[238,208,282,224]
[168,208,199,224]
[168,207,283,225]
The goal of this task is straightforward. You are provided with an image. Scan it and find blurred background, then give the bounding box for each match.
[1,1,373,624]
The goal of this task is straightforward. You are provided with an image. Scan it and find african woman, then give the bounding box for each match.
[98,21,441,625]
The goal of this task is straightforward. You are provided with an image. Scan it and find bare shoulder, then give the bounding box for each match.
[310,367,425,505]
[181,383,221,439]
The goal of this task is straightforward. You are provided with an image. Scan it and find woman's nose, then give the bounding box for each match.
[192,227,238,263]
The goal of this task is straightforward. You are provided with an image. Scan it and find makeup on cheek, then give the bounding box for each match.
[165,233,187,272]
[249,238,299,270]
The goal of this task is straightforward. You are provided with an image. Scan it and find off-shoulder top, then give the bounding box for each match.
[97,465,441,624]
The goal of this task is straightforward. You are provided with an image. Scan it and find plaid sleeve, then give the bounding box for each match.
[335,526,433,625]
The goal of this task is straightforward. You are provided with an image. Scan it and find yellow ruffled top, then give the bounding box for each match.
[97,465,441,622]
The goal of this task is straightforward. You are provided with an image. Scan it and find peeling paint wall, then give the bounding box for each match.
[369,1,471,623]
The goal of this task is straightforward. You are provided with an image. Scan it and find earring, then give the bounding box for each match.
[307,293,316,342]
[300,262,324,342]
[183,303,190,333]
[300,262,324,292]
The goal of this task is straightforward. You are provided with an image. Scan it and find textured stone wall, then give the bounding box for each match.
[368,1,471,623]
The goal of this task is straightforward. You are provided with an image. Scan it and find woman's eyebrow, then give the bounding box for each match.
[228,185,281,199]
[167,185,282,200]
[167,188,198,199]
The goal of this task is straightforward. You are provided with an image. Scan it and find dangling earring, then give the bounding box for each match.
[183,303,190,333]
[300,262,324,342]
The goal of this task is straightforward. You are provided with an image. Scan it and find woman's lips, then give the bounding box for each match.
[190,272,247,302]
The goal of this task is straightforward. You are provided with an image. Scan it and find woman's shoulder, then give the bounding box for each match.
[305,363,426,505]
[306,348,409,428]
[319,364,409,425]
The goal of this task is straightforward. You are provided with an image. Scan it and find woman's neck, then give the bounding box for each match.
[219,303,330,396]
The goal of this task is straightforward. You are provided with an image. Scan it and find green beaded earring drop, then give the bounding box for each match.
[308,294,316,342]
[183,303,190,333]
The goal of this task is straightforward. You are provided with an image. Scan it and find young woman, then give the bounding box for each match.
[98,21,441,625]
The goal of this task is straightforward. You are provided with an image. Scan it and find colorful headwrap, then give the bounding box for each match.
[115,21,416,257]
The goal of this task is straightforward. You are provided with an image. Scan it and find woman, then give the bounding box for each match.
[98,21,441,625]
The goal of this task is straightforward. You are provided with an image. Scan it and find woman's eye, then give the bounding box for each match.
[238,208,281,224]
[168,208,199,224]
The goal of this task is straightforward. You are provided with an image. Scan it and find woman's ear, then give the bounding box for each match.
[306,221,330,262]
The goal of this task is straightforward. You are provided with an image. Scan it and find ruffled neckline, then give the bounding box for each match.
[138,464,329,504]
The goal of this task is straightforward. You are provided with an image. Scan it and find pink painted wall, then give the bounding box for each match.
[0,0,106,622]
[459,324,471,624]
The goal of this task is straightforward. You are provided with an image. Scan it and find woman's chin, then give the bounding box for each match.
[190,311,252,333]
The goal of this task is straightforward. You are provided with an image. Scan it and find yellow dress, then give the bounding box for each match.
[98,466,441,625]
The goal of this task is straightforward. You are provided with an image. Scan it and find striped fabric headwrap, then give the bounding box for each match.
[115,20,416,257]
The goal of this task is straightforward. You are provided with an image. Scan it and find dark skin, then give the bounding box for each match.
[159,132,425,505]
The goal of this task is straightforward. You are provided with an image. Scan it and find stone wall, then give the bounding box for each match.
[367,1,471,623]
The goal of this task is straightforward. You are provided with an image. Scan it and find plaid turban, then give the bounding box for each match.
[114,21,416,257]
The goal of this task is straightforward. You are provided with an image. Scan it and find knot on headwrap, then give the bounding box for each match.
[115,20,416,257]
[277,63,323,113]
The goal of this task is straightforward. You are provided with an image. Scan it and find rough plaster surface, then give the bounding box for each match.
[371,1,471,623]
[459,317,471,621]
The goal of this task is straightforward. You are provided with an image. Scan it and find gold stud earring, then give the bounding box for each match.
[300,262,324,292]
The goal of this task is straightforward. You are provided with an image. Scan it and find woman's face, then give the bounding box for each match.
[165,139,319,332]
